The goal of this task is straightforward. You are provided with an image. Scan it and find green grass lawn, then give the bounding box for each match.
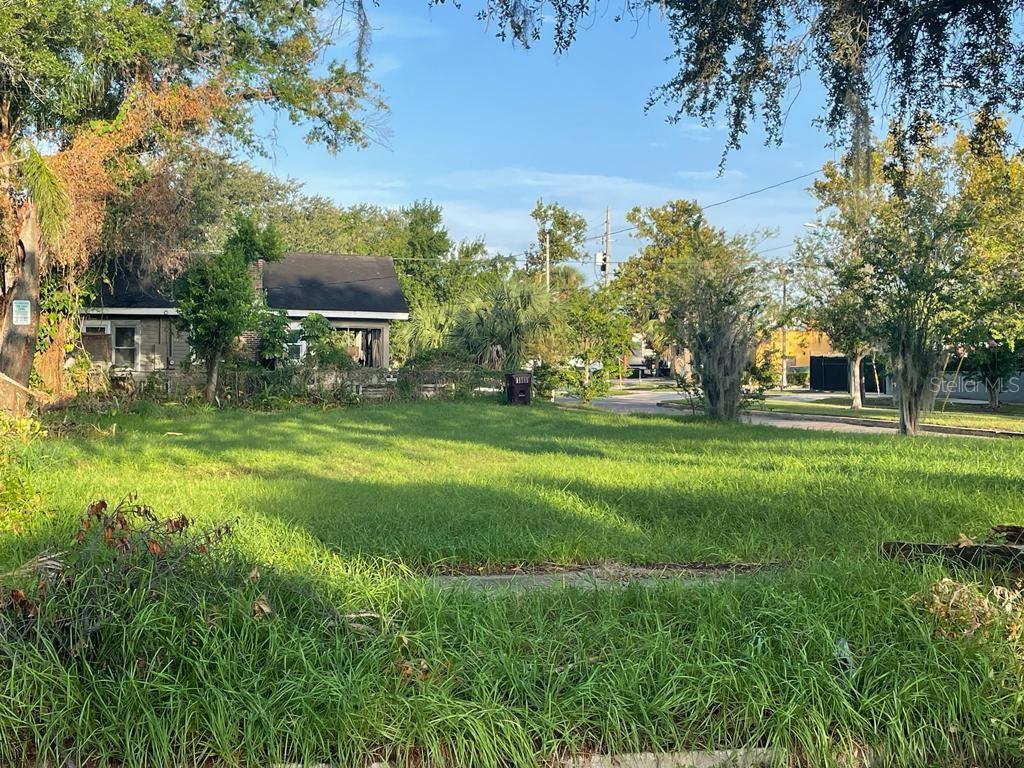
[9,399,1024,570]
[5,399,1024,766]
[759,394,1024,433]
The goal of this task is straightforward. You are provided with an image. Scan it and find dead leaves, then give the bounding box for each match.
[252,594,272,620]
[394,657,433,683]
[393,633,448,685]
[915,577,1024,643]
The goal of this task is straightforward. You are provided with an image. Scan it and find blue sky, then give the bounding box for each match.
[252,4,842,271]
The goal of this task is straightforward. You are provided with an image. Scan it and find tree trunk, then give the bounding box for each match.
[0,204,42,387]
[204,351,222,403]
[848,351,866,409]
[898,388,921,436]
[699,331,747,421]
[987,379,1001,410]
[894,344,939,436]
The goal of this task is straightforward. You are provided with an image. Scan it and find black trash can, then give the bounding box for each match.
[505,372,532,405]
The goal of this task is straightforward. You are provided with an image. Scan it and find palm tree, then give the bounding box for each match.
[407,299,459,357]
[449,280,552,370]
[0,144,68,385]
[642,317,677,377]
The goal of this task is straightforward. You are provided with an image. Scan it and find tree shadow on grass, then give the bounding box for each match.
[23,400,1023,570]
[90,399,945,470]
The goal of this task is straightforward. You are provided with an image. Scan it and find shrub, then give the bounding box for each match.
[789,367,810,387]
[564,365,609,404]
[676,376,705,415]
[257,306,293,367]
[745,348,777,391]
[398,351,502,400]
[300,313,357,369]
[530,362,568,399]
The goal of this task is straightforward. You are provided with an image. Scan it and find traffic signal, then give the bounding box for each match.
[595,250,608,274]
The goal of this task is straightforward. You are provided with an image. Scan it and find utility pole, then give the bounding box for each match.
[545,231,551,292]
[779,261,789,388]
[603,207,611,287]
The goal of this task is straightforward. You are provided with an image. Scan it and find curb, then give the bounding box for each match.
[562,749,777,767]
[656,402,1024,438]
[755,409,1024,438]
[274,745,883,768]
[276,750,778,768]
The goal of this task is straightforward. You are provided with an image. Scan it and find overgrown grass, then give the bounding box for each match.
[760,395,1024,433]
[4,400,1024,766]
[8,399,1024,569]
[4,550,1024,767]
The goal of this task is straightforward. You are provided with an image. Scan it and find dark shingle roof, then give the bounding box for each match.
[91,253,408,316]
[96,266,177,309]
[263,253,408,315]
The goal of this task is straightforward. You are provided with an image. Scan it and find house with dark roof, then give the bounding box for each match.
[80,253,409,373]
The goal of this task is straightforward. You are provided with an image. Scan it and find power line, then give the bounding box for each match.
[756,241,798,255]
[579,169,820,246]
[269,168,821,283]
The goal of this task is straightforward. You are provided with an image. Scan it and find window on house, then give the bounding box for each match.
[81,321,112,366]
[113,325,138,369]
[286,329,305,361]
[82,321,110,336]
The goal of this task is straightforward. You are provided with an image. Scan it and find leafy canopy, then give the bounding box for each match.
[527,199,588,271]
[0,0,381,152]
[176,216,282,363]
[436,0,1024,154]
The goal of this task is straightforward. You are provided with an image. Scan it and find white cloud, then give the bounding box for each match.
[674,120,723,141]
[370,53,402,76]
[287,171,410,207]
[367,11,445,41]
[439,201,533,254]
[674,168,747,181]
[431,167,685,210]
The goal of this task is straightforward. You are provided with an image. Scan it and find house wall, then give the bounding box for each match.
[82,313,399,372]
[82,314,190,374]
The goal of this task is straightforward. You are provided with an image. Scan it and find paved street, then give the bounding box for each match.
[558,390,911,436]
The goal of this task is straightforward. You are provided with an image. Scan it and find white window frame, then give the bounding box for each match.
[81,320,111,335]
[111,321,141,370]
[286,322,307,362]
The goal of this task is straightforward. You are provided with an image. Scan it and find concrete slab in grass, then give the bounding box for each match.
[431,562,774,591]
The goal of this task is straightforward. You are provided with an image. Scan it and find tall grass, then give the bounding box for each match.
[10,400,1024,568]
[4,401,1024,766]
[2,556,1022,767]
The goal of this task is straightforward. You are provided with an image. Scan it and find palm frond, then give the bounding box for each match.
[17,142,70,246]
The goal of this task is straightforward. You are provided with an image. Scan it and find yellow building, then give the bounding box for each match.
[761,329,835,369]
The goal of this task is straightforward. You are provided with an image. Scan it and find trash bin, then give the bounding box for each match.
[505,372,532,405]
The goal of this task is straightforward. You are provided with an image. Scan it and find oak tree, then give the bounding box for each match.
[0,0,381,385]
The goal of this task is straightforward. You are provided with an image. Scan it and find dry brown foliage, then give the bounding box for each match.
[48,81,226,275]
[914,577,1024,644]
